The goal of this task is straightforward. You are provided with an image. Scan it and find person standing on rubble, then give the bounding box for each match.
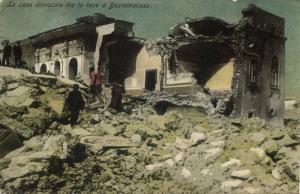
[90,65,104,103]
[89,66,95,95]
[65,84,85,126]
[13,41,22,68]
[1,40,12,66]
[0,41,3,65]
[109,81,125,112]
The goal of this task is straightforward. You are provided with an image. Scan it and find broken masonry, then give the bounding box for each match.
[18,4,286,127]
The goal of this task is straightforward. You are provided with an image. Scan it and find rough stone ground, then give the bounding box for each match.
[0,67,299,194]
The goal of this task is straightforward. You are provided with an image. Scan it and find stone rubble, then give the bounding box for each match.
[0,67,299,193]
[231,169,251,179]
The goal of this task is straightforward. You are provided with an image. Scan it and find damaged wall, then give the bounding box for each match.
[125,46,161,96]
[34,40,85,80]
[233,4,286,127]
[21,13,134,81]
[155,16,235,95]
[204,58,234,91]
[20,39,35,71]
[17,5,286,126]
[140,4,285,126]
[162,41,234,94]
[164,65,194,94]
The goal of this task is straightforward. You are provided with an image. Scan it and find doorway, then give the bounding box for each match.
[54,61,60,76]
[40,64,47,73]
[145,69,157,91]
[69,58,78,80]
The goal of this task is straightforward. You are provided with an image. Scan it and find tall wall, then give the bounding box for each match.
[234,4,285,127]
[204,59,234,91]
[260,36,285,127]
[125,47,161,95]
[20,39,35,70]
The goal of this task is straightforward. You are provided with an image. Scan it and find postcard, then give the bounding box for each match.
[0,0,299,193]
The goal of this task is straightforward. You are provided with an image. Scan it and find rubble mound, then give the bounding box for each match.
[0,67,299,193]
[134,91,214,115]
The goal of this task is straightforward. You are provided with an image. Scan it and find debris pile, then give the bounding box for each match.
[0,67,299,193]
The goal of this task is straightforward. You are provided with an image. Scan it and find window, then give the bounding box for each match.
[271,56,279,87]
[248,109,255,118]
[249,59,258,85]
[270,25,276,34]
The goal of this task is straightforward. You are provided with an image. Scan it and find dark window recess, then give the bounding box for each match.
[270,25,276,34]
[69,58,78,80]
[54,61,60,76]
[249,59,258,85]
[263,23,267,30]
[145,70,157,91]
[271,56,279,88]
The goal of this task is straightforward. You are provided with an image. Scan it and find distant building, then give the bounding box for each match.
[21,13,134,78]
[20,4,286,127]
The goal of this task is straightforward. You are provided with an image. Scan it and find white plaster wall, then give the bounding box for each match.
[204,59,234,90]
[34,54,84,79]
[84,51,95,73]
[95,23,115,69]
[65,55,84,79]
[35,62,51,73]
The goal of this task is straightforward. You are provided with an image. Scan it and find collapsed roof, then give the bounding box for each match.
[169,17,232,37]
[143,17,234,56]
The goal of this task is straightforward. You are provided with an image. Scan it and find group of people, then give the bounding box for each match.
[90,66,125,111]
[0,40,23,68]
[65,65,125,126]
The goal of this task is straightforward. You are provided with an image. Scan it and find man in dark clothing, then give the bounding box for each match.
[0,41,3,65]
[66,84,85,126]
[1,41,12,67]
[13,41,22,68]
[109,81,125,112]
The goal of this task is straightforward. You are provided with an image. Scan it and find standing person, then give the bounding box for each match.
[0,41,4,65]
[2,40,12,67]
[90,65,104,103]
[65,84,85,126]
[89,66,95,96]
[13,41,22,68]
[109,81,125,112]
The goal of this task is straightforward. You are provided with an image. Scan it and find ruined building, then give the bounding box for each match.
[21,13,135,79]
[20,4,286,126]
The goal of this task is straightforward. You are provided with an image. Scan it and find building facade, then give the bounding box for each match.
[233,5,286,126]
[20,4,285,126]
[21,13,134,80]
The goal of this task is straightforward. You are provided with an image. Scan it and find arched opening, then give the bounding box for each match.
[54,61,60,76]
[271,56,279,87]
[40,63,47,74]
[69,58,78,80]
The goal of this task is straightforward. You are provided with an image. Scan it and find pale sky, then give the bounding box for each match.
[0,0,299,96]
